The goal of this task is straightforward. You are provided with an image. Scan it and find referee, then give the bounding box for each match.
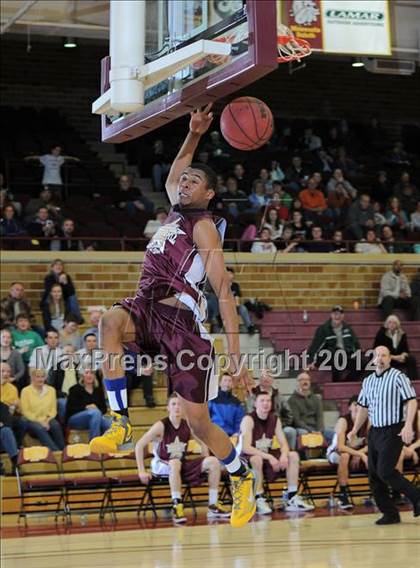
[349,345,420,525]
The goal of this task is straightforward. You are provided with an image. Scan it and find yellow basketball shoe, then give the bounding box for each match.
[230,470,256,528]
[89,411,133,454]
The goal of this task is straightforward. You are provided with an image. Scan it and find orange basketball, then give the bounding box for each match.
[220,96,273,151]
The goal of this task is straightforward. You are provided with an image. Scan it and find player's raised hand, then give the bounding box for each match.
[190,103,214,135]
[232,365,254,395]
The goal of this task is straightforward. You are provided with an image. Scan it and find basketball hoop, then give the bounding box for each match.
[277,24,312,64]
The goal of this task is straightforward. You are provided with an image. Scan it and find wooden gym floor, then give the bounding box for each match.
[2,508,419,568]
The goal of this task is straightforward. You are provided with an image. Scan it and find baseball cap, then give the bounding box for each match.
[331,305,344,313]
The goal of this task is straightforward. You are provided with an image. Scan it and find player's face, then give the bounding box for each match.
[168,397,182,418]
[255,394,272,416]
[178,168,214,208]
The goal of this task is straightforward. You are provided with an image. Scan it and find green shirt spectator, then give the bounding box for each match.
[11,314,44,364]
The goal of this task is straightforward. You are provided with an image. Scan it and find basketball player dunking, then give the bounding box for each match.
[90,104,256,527]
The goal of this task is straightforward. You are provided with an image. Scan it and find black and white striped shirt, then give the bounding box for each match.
[357,367,416,427]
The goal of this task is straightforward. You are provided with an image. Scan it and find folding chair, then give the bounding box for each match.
[61,444,111,523]
[16,446,66,525]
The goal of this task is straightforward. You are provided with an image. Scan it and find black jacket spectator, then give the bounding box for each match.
[373,321,418,380]
[65,382,107,423]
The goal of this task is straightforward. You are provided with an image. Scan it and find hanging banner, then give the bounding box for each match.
[281,0,391,56]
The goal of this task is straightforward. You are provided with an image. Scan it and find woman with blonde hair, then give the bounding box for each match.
[65,368,111,440]
[373,314,418,379]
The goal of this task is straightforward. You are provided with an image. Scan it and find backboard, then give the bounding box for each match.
[93,0,278,143]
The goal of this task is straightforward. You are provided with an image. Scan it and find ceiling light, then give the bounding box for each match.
[352,58,364,68]
[64,37,77,48]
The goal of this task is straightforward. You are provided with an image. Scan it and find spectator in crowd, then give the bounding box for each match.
[221,176,247,217]
[240,391,314,514]
[313,149,334,175]
[289,210,308,240]
[208,373,245,436]
[24,186,61,221]
[248,180,267,213]
[385,197,409,232]
[247,369,297,450]
[114,174,154,214]
[135,393,230,523]
[51,218,84,251]
[0,363,27,446]
[373,315,418,380]
[1,205,25,237]
[355,229,388,254]
[301,127,322,151]
[0,173,22,215]
[397,184,419,216]
[327,182,352,223]
[11,314,44,369]
[251,228,277,254]
[285,156,309,193]
[270,161,285,183]
[271,181,293,210]
[42,259,82,323]
[232,163,249,194]
[41,284,69,332]
[262,209,284,240]
[29,329,62,371]
[76,332,100,370]
[0,329,25,385]
[380,225,406,254]
[298,178,328,223]
[378,260,416,320]
[334,147,359,179]
[20,368,65,451]
[151,139,171,192]
[347,194,376,240]
[288,373,334,443]
[26,207,57,249]
[65,368,111,441]
[330,230,348,253]
[143,208,168,239]
[326,396,368,510]
[84,306,105,340]
[326,168,357,199]
[386,141,411,167]
[276,226,299,253]
[59,316,82,350]
[24,144,80,196]
[373,201,387,227]
[304,226,333,253]
[1,281,37,329]
[226,267,256,334]
[410,201,420,231]
[371,171,392,204]
[259,168,273,193]
[47,344,78,419]
[0,402,19,473]
[411,269,420,321]
[307,306,362,382]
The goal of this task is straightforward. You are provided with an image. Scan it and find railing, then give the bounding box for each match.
[1,236,418,253]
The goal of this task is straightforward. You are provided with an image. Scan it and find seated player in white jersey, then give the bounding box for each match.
[135,393,230,523]
[240,391,314,514]
[327,395,368,510]
[90,104,256,528]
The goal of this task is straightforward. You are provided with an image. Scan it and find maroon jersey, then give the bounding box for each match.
[249,410,278,453]
[138,206,226,321]
[154,416,191,462]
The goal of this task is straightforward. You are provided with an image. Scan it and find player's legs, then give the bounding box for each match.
[178,397,256,527]
[284,451,314,512]
[90,308,136,453]
[249,455,272,515]
[202,456,230,518]
[169,458,187,523]
[336,453,353,509]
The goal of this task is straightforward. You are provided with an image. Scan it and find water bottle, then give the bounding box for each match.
[79,514,88,525]
[303,310,309,323]
[328,493,336,508]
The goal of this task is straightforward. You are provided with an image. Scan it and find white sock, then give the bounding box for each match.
[225,454,242,474]
[171,491,181,501]
[288,485,298,496]
[209,489,218,506]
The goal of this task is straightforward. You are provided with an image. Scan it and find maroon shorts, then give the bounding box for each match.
[242,449,282,482]
[116,297,217,403]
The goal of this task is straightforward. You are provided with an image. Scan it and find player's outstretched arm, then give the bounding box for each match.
[165,104,214,205]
